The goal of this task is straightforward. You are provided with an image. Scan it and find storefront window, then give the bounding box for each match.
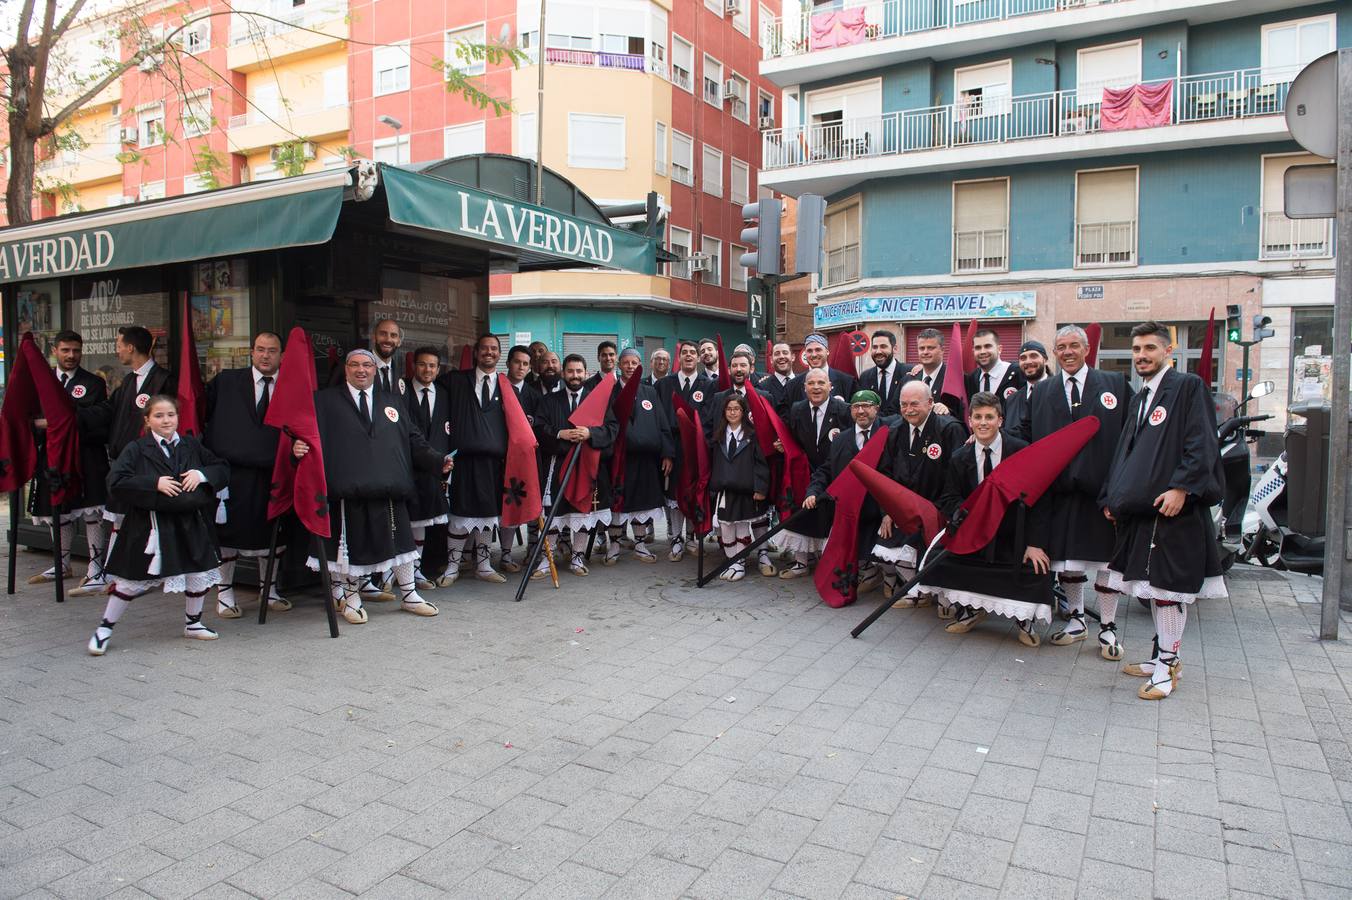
[363,268,486,368]
[71,271,169,393]
[190,259,252,380]
[1290,307,1334,406]
[1081,320,1214,390]
[15,280,61,347]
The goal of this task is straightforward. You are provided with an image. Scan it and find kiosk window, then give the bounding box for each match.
[71,271,169,393]
[190,259,253,381]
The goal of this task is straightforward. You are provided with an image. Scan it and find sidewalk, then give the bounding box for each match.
[0,545,1349,899]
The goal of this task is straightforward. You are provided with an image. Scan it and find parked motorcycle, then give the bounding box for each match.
[1240,451,1326,574]
[1213,382,1273,572]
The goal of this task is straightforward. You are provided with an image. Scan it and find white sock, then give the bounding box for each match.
[473,528,496,573]
[670,510,685,542]
[57,521,74,569]
[1060,574,1086,614]
[718,523,739,560]
[84,519,106,577]
[1096,584,1120,628]
[394,561,422,603]
[1156,601,1186,659]
[217,557,237,602]
[100,587,135,626]
[446,532,468,572]
[185,590,206,618]
[793,551,811,568]
[342,578,362,612]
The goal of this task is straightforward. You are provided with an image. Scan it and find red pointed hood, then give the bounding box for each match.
[848,458,944,547]
[1196,309,1216,385]
[714,336,732,392]
[939,321,968,415]
[498,373,542,527]
[828,331,859,381]
[962,319,978,373]
[0,333,42,494]
[176,293,207,437]
[458,344,474,371]
[564,371,617,512]
[673,394,712,535]
[1084,322,1103,369]
[265,327,330,537]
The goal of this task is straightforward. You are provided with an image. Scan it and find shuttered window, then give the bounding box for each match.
[1075,168,1137,266]
[1076,41,1141,104]
[824,203,860,287]
[952,180,1008,273]
[563,333,617,374]
[902,323,1024,369]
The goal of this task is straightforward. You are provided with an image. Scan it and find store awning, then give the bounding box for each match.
[380,164,658,276]
[0,169,349,285]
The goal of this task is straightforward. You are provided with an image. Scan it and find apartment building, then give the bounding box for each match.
[758,0,1348,420]
[6,0,779,369]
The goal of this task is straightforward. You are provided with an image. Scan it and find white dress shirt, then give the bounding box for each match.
[1062,366,1089,410]
[252,366,276,406]
[131,357,155,392]
[1137,367,1168,425]
[976,359,1011,394]
[975,433,1003,484]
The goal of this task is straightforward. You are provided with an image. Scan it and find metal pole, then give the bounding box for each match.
[256,518,283,625]
[1241,341,1251,403]
[312,533,341,639]
[534,0,547,205]
[50,510,64,604]
[1319,47,1352,640]
[7,490,18,594]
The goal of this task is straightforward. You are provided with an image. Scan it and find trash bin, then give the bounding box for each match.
[1286,400,1330,536]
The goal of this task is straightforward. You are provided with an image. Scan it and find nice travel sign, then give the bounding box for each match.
[813,290,1037,328]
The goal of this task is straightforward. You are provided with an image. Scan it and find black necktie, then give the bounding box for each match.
[877,367,888,400]
[727,432,737,457]
[910,426,921,455]
[60,372,70,388]
[982,446,993,480]
[570,392,579,413]
[683,377,690,393]
[1068,375,1080,411]
[358,389,370,426]
[982,371,991,393]
[481,375,491,406]
[420,387,431,426]
[923,374,932,388]
[258,375,272,419]
[380,367,391,393]
[160,438,173,458]
[812,405,820,438]
[1137,387,1151,431]
[859,427,870,450]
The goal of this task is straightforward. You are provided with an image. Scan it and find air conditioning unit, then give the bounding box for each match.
[268,142,317,163]
[137,53,162,73]
[757,115,775,130]
[119,127,138,143]
[689,254,712,273]
[723,79,742,102]
[725,0,741,15]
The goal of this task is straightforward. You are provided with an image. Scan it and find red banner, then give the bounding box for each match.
[1101,80,1173,131]
[264,328,330,537]
[499,373,542,527]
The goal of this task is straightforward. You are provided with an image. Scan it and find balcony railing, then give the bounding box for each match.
[1261,213,1333,260]
[1076,220,1136,266]
[230,4,345,45]
[523,46,666,77]
[764,0,1130,59]
[824,244,861,286]
[954,228,1008,273]
[762,67,1296,171]
[227,102,346,130]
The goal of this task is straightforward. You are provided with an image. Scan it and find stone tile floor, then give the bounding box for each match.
[1,544,1349,898]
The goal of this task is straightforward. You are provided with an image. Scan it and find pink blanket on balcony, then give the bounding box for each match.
[810,9,868,51]
[1100,80,1173,131]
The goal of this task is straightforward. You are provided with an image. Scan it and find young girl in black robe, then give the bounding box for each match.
[708,395,769,582]
[88,395,230,655]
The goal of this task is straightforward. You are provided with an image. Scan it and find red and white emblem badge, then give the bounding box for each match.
[384,406,399,423]
[1149,406,1167,427]
[135,393,149,408]
[444,421,451,435]
[692,390,704,403]
[828,427,841,441]
[641,399,653,411]
[925,443,943,460]
[70,384,86,399]
[1100,392,1117,410]
[398,379,406,395]
[1003,386,1018,399]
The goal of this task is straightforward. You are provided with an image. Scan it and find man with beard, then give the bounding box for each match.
[701,348,775,575]
[698,338,721,385]
[402,346,452,588]
[644,348,671,386]
[965,328,1024,404]
[204,331,293,618]
[535,355,619,576]
[439,334,510,585]
[607,347,674,564]
[526,340,550,388]
[1102,322,1226,700]
[785,333,856,407]
[856,330,903,417]
[584,340,619,390]
[758,341,796,417]
[295,350,449,623]
[500,344,542,573]
[655,340,714,559]
[370,318,402,395]
[1001,340,1050,440]
[1020,325,1131,659]
[874,381,966,605]
[29,331,110,590]
[777,368,850,578]
[901,328,955,416]
[530,352,563,396]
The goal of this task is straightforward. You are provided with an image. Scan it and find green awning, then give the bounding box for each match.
[380,164,658,276]
[0,169,348,284]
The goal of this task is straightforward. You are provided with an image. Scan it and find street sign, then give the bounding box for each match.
[1286,51,1338,158]
[847,331,869,355]
[747,276,767,342]
[1285,163,1337,219]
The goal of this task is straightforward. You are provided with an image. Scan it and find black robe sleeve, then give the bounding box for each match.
[1169,376,1223,501]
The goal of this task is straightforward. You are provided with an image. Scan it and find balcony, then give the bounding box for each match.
[226,103,350,154]
[1076,220,1136,266]
[760,0,1305,87]
[36,149,122,188]
[953,228,1008,273]
[1261,213,1333,260]
[761,67,1295,195]
[227,4,348,72]
[522,46,666,77]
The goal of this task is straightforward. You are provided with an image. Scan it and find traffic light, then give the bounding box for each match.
[793,194,826,275]
[1253,314,1274,341]
[1226,304,1242,343]
[740,199,782,277]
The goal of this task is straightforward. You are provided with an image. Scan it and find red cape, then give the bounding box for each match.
[264,327,330,537]
[609,369,644,512]
[745,381,810,518]
[814,425,890,608]
[176,293,207,438]
[0,333,43,495]
[673,396,712,536]
[565,372,617,512]
[849,459,944,548]
[499,373,542,527]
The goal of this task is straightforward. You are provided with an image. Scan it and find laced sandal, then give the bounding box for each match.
[1098,622,1124,661]
[87,620,115,656]
[634,545,657,564]
[667,540,685,562]
[944,607,987,634]
[1050,612,1087,645]
[1138,656,1180,700]
[183,614,219,641]
[1017,620,1040,647]
[29,565,74,585]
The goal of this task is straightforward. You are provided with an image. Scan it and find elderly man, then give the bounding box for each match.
[608,347,674,564]
[874,381,966,605]
[778,368,851,578]
[644,348,671,386]
[295,350,450,624]
[1002,339,1049,440]
[786,333,856,408]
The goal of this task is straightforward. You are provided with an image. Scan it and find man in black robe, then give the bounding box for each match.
[438,334,510,585]
[583,340,619,390]
[785,333,855,406]
[204,331,292,618]
[655,340,714,559]
[919,391,1051,645]
[856,329,904,418]
[402,346,451,588]
[1102,322,1225,701]
[29,330,110,589]
[371,318,402,395]
[1001,340,1049,440]
[1019,325,1131,659]
[777,368,850,578]
[802,390,885,589]
[608,347,674,564]
[901,327,957,417]
[644,348,671,386]
[757,341,796,418]
[698,339,721,385]
[874,381,966,605]
[965,328,1025,403]
[500,344,541,572]
[536,355,619,576]
[295,350,449,623]
[525,340,550,389]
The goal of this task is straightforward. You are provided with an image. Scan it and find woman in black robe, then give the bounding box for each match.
[88,395,230,655]
[610,349,675,564]
[708,395,769,582]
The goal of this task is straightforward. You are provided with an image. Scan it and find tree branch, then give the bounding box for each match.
[15,0,38,50]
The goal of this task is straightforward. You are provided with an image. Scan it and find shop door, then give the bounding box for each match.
[563,332,617,375]
[903,321,1024,369]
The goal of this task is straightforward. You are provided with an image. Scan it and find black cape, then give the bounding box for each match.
[401,378,452,525]
[785,397,851,538]
[537,385,619,517]
[708,430,769,523]
[28,366,110,518]
[875,413,967,553]
[204,367,283,551]
[856,363,904,418]
[616,382,674,514]
[440,369,509,519]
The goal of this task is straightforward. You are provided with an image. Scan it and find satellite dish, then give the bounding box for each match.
[1285,51,1338,159]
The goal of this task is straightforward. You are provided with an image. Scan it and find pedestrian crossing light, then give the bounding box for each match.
[1226,304,1242,343]
[1253,314,1274,341]
[740,199,782,277]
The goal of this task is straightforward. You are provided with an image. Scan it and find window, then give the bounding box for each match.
[730,158,750,205]
[824,202,860,287]
[654,122,667,176]
[1076,41,1142,105]
[704,0,724,14]
[139,180,165,201]
[444,121,486,157]
[700,235,722,285]
[758,90,774,125]
[323,66,347,108]
[249,163,279,182]
[137,104,164,147]
[952,179,1008,273]
[955,60,1011,118]
[253,83,280,122]
[373,42,411,96]
[568,113,625,169]
[373,135,410,165]
[183,172,213,194]
[446,23,486,77]
[1263,15,1335,82]
[701,144,723,196]
[672,130,693,185]
[759,5,775,51]
[181,93,210,137]
[703,54,723,106]
[671,35,694,92]
[174,17,210,54]
[669,225,693,278]
[518,113,537,160]
[728,72,750,122]
[730,243,748,290]
[1261,153,1334,259]
[1075,168,1137,267]
[732,0,750,35]
[649,8,667,77]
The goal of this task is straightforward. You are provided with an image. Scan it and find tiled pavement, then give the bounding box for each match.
[1,544,1350,899]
